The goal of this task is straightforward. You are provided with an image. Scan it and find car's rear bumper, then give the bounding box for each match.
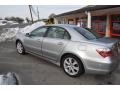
[84,57,119,74]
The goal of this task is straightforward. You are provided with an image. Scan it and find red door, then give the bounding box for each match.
[92,16,106,35]
[111,15,120,37]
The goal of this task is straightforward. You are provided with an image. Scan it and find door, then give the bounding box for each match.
[42,26,71,61]
[24,26,48,55]
[92,16,106,35]
[111,15,120,36]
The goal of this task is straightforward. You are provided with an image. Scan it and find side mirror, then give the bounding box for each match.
[25,33,31,37]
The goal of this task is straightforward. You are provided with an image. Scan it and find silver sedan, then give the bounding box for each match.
[15,24,120,77]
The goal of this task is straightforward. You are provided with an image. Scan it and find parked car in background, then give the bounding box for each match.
[15,24,120,77]
[0,20,7,26]
[6,21,19,25]
[0,20,19,26]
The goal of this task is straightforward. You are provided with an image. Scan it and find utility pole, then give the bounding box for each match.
[37,7,39,21]
[29,5,33,23]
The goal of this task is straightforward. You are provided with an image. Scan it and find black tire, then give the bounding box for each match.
[16,41,26,55]
[62,54,84,77]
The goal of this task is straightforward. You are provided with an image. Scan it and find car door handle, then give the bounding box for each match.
[57,42,63,45]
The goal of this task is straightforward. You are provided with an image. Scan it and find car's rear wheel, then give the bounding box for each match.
[16,41,25,55]
[62,55,84,77]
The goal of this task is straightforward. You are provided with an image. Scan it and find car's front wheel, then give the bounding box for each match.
[16,41,25,55]
[62,55,84,77]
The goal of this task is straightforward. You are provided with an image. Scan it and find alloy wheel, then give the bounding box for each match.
[63,57,79,76]
[17,42,23,54]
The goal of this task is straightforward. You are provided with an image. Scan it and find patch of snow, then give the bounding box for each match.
[0,72,18,85]
[0,27,20,42]
[0,21,45,42]
[20,21,45,34]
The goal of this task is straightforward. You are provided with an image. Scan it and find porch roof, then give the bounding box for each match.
[55,5,120,17]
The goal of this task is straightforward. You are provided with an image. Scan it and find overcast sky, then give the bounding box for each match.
[0,5,85,20]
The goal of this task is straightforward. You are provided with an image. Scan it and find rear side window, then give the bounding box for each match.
[73,27,97,40]
[64,31,70,40]
[46,27,70,40]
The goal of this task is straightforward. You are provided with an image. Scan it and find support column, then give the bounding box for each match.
[73,18,76,25]
[54,18,58,24]
[105,14,111,37]
[87,11,92,29]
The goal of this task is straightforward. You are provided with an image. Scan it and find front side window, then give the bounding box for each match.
[30,27,47,37]
[46,27,70,40]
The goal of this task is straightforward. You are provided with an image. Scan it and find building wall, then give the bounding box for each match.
[54,7,120,37]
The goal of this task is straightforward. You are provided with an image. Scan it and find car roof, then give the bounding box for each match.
[45,24,77,28]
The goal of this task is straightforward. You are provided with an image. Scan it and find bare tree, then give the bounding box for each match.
[48,13,56,24]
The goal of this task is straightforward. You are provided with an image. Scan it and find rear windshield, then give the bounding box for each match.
[73,27,97,40]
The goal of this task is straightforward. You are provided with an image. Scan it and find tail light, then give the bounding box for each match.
[96,48,112,58]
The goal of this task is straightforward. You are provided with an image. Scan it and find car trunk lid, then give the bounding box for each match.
[91,37,119,47]
[90,37,120,57]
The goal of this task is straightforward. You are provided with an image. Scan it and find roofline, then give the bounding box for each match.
[54,5,120,17]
